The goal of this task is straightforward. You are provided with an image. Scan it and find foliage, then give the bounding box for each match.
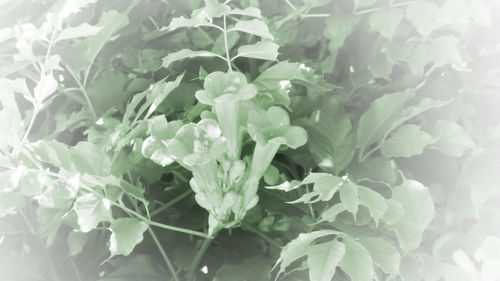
[1,0,499,280]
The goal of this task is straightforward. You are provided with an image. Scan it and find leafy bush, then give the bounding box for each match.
[1,0,500,280]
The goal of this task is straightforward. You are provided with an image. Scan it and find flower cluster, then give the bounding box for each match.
[142,71,307,234]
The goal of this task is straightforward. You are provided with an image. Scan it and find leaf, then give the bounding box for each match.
[236,41,279,61]
[338,235,374,281]
[74,193,112,232]
[321,203,346,222]
[228,7,261,18]
[431,120,474,157]
[204,0,231,18]
[405,0,442,35]
[307,240,346,281]
[287,173,344,204]
[274,230,338,277]
[56,23,103,41]
[213,256,271,281]
[229,19,274,40]
[380,124,436,158]
[306,97,355,173]
[67,230,88,256]
[357,185,388,226]
[387,180,435,252]
[146,73,184,117]
[358,236,401,277]
[162,49,223,69]
[0,79,22,148]
[87,70,128,115]
[34,72,58,103]
[89,10,129,62]
[357,90,415,158]
[109,218,148,257]
[354,0,376,10]
[339,181,359,217]
[369,8,404,39]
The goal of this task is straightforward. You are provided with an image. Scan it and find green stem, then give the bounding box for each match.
[241,221,282,249]
[223,15,233,71]
[187,232,218,281]
[66,66,97,119]
[148,228,180,281]
[151,190,193,218]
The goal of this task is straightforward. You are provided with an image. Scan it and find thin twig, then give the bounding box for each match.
[187,232,217,281]
[148,228,180,281]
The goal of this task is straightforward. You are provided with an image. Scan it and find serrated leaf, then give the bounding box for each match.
[358,185,388,226]
[74,193,112,232]
[109,218,148,257]
[380,124,436,158]
[287,173,344,204]
[340,181,359,217]
[369,8,404,39]
[307,97,355,173]
[358,236,401,277]
[338,235,374,281]
[274,230,338,277]
[307,240,346,281]
[56,23,102,41]
[162,49,223,69]
[236,41,279,61]
[67,230,88,256]
[387,180,435,252]
[357,90,415,158]
[229,19,274,39]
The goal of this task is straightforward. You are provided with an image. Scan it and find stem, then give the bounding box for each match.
[66,66,97,119]
[354,1,415,15]
[186,232,217,281]
[223,15,233,71]
[20,106,39,146]
[151,190,193,218]
[70,259,82,281]
[148,228,180,281]
[241,221,282,249]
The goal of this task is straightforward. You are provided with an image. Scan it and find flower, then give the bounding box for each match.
[166,119,226,167]
[195,71,257,106]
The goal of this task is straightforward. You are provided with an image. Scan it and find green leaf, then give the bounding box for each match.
[162,49,223,69]
[34,73,58,103]
[235,41,279,61]
[274,230,338,277]
[0,79,22,148]
[56,23,102,41]
[357,90,415,158]
[358,236,401,277]
[74,193,112,232]
[306,97,355,173]
[354,0,376,10]
[213,256,271,281]
[338,235,374,281]
[387,180,435,252]
[146,73,184,117]
[89,10,129,63]
[87,70,128,115]
[109,218,148,257]
[321,203,346,222]
[405,0,442,35]
[307,240,346,281]
[380,124,436,158]
[228,7,261,18]
[358,185,388,226]
[287,173,344,204]
[340,181,359,217]
[67,230,88,256]
[431,120,474,157]
[369,8,404,39]
[204,0,231,18]
[229,19,274,40]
